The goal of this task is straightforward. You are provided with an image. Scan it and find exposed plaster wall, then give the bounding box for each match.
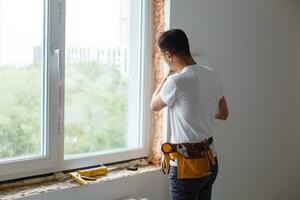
[151,0,165,165]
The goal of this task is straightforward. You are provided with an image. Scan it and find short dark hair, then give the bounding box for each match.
[158,29,191,56]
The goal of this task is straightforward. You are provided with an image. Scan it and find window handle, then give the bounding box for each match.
[54,48,60,71]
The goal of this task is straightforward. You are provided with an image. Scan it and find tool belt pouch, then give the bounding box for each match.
[175,148,215,179]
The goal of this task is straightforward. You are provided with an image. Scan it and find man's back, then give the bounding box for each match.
[161,64,222,147]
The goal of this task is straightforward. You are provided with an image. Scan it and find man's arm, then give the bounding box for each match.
[215,96,229,120]
[150,71,174,111]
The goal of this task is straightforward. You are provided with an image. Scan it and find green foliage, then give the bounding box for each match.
[0,61,128,159]
[64,62,128,155]
[0,65,41,159]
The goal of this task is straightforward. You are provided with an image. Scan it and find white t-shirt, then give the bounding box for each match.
[159,64,223,165]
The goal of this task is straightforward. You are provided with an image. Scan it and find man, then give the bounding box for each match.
[151,29,228,200]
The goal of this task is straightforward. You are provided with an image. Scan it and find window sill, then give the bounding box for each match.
[0,158,161,200]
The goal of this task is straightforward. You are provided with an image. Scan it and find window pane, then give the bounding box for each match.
[0,0,44,161]
[65,0,141,157]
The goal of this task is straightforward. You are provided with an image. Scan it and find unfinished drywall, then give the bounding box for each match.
[168,0,298,199]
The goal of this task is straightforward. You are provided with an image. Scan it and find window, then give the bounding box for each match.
[0,0,152,181]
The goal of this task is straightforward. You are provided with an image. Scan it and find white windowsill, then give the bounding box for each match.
[0,159,161,200]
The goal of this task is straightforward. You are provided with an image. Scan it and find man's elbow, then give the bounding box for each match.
[151,96,167,111]
[150,102,160,112]
[150,104,156,111]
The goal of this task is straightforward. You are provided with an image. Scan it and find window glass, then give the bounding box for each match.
[65,0,141,157]
[0,0,44,161]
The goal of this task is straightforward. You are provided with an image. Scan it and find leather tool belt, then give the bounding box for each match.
[172,137,213,158]
[161,137,216,179]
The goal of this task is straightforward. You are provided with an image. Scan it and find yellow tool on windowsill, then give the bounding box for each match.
[69,165,108,186]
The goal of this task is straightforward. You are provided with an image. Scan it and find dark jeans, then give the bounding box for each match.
[169,157,218,200]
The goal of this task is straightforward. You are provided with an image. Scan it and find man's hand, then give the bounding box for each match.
[215,96,229,120]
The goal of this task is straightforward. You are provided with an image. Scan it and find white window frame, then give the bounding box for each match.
[0,0,153,182]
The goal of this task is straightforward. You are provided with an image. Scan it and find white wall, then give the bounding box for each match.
[295,0,300,161]
[19,171,170,200]
[169,0,298,199]
[290,1,300,199]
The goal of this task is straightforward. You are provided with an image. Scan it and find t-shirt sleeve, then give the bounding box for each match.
[159,78,178,106]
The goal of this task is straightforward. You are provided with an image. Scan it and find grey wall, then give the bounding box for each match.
[296,1,300,156]
[290,1,300,199]
[169,0,298,199]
